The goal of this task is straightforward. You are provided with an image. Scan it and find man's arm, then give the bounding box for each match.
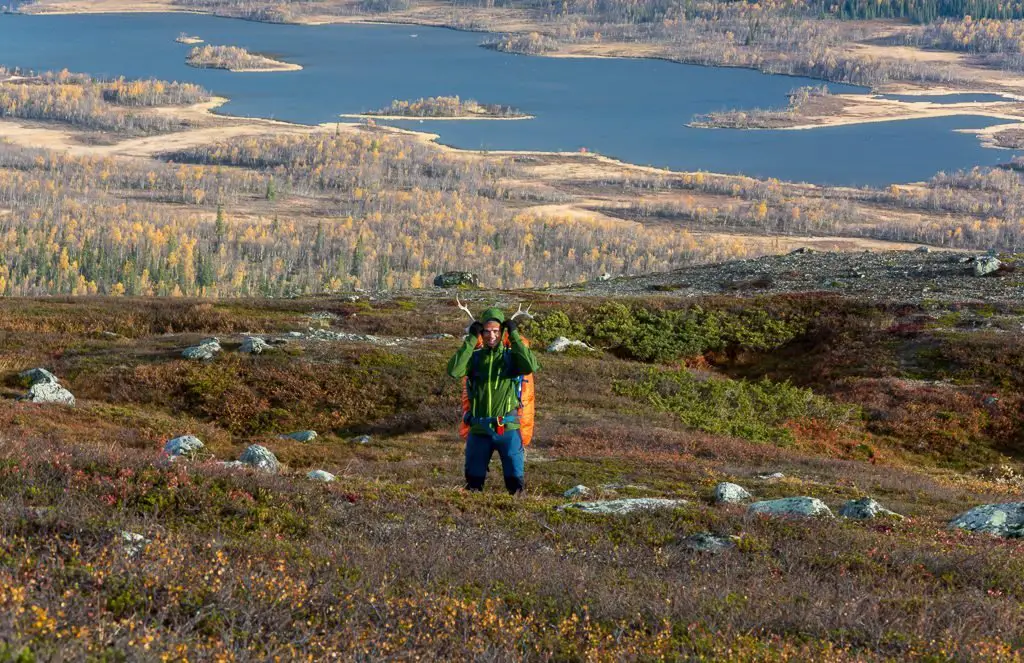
[508,328,539,375]
[447,335,478,378]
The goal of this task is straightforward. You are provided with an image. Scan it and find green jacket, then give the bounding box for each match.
[447,328,539,434]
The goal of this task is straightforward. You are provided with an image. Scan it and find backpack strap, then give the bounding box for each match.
[504,349,524,408]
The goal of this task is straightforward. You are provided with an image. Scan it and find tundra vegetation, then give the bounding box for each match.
[0,294,1023,659]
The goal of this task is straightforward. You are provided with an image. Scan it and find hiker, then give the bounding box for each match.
[447,306,539,495]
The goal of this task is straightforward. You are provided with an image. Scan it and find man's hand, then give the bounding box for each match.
[504,318,517,335]
[468,321,483,337]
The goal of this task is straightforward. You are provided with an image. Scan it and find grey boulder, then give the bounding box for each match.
[563,484,591,498]
[239,336,270,354]
[351,435,372,445]
[950,503,1024,538]
[714,482,752,504]
[19,367,58,385]
[748,497,833,518]
[558,498,687,515]
[282,430,318,443]
[239,445,281,473]
[973,256,1002,277]
[839,497,903,520]
[182,337,221,360]
[24,381,75,406]
[433,271,480,288]
[164,435,204,458]
[681,532,735,554]
[307,469,336,482]
[546,337,592,353]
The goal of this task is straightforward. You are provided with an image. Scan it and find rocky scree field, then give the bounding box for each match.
[0,291,1024,659]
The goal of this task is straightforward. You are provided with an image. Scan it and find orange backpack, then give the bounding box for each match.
[460,332,535,446]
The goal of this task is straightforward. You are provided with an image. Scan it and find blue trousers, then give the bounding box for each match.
[464,428,525,494]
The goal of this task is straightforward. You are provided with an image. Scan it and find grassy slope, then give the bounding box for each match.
[0,294,1023,659]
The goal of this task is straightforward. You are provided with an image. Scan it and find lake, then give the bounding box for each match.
[0,11,1017,185]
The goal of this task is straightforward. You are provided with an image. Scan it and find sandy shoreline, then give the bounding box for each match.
[339,113,533,121]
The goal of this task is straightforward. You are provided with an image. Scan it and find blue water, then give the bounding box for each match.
[0,12,1016,185]
[878,93,1012,104]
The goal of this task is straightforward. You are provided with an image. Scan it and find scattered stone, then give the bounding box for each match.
[748,497,833,518]
[19,367,58,385]
[164,435,204,458]
[950,503,1024,537]
[309,311,339,322]
[557,498,687,515]
[216,460,246,470]
[24,381,75,406]
[307,328,403,347]
[282,430,318,443]
[424,333,454,340]
[681,532,735,554]
[433,271,480,288]
[238,445,281,473]
[973,256,1002,277]
[563,485,591,498]
[182,337,221,360]
[756,472,786,481]
[915,246,931,253]
[713,482,752,504]
[307,469,336,482]
[546,337,593,353]
[286,331,305,338]
[239,336,270,354]
[120,531,149,558]
[598,272,613,282]
[351,435,372,445]
[839,497,903,520]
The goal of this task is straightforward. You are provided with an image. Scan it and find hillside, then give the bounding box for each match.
[1,273,1024,659]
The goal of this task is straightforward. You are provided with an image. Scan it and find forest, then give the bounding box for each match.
[0,70,209,134]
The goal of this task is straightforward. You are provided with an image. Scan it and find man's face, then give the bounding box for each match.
[482,321,502,348]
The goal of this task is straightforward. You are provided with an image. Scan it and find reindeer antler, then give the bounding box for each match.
[510,303,534,321]
[455,295,476,322]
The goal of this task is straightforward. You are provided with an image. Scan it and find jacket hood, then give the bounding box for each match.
[479,307,506,324]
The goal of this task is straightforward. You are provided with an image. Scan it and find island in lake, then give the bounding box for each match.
[346,95,531,120]
[186,44,301,72]
[175,32,203,44]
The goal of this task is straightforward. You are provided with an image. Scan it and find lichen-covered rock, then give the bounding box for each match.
[950,503,1024,537]
[182,338,221,360]
[19,367,58,385]
[24,381,76,406]
[547,337,593,353]
[681,532,735,553]
[563,485,591,499]
[164,435,204,458]
[756,472,786,481]
[714,482,752,504]
[307,469,336,482]
[120,531,149,558]
[282,430,318,443]
[748,497,833,518]
[558,498,687,515]
[839,497,903,520]
[239,336,270,354]
[433,271,480,288]
[239,445,280,473]
[973,256,1002,277]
